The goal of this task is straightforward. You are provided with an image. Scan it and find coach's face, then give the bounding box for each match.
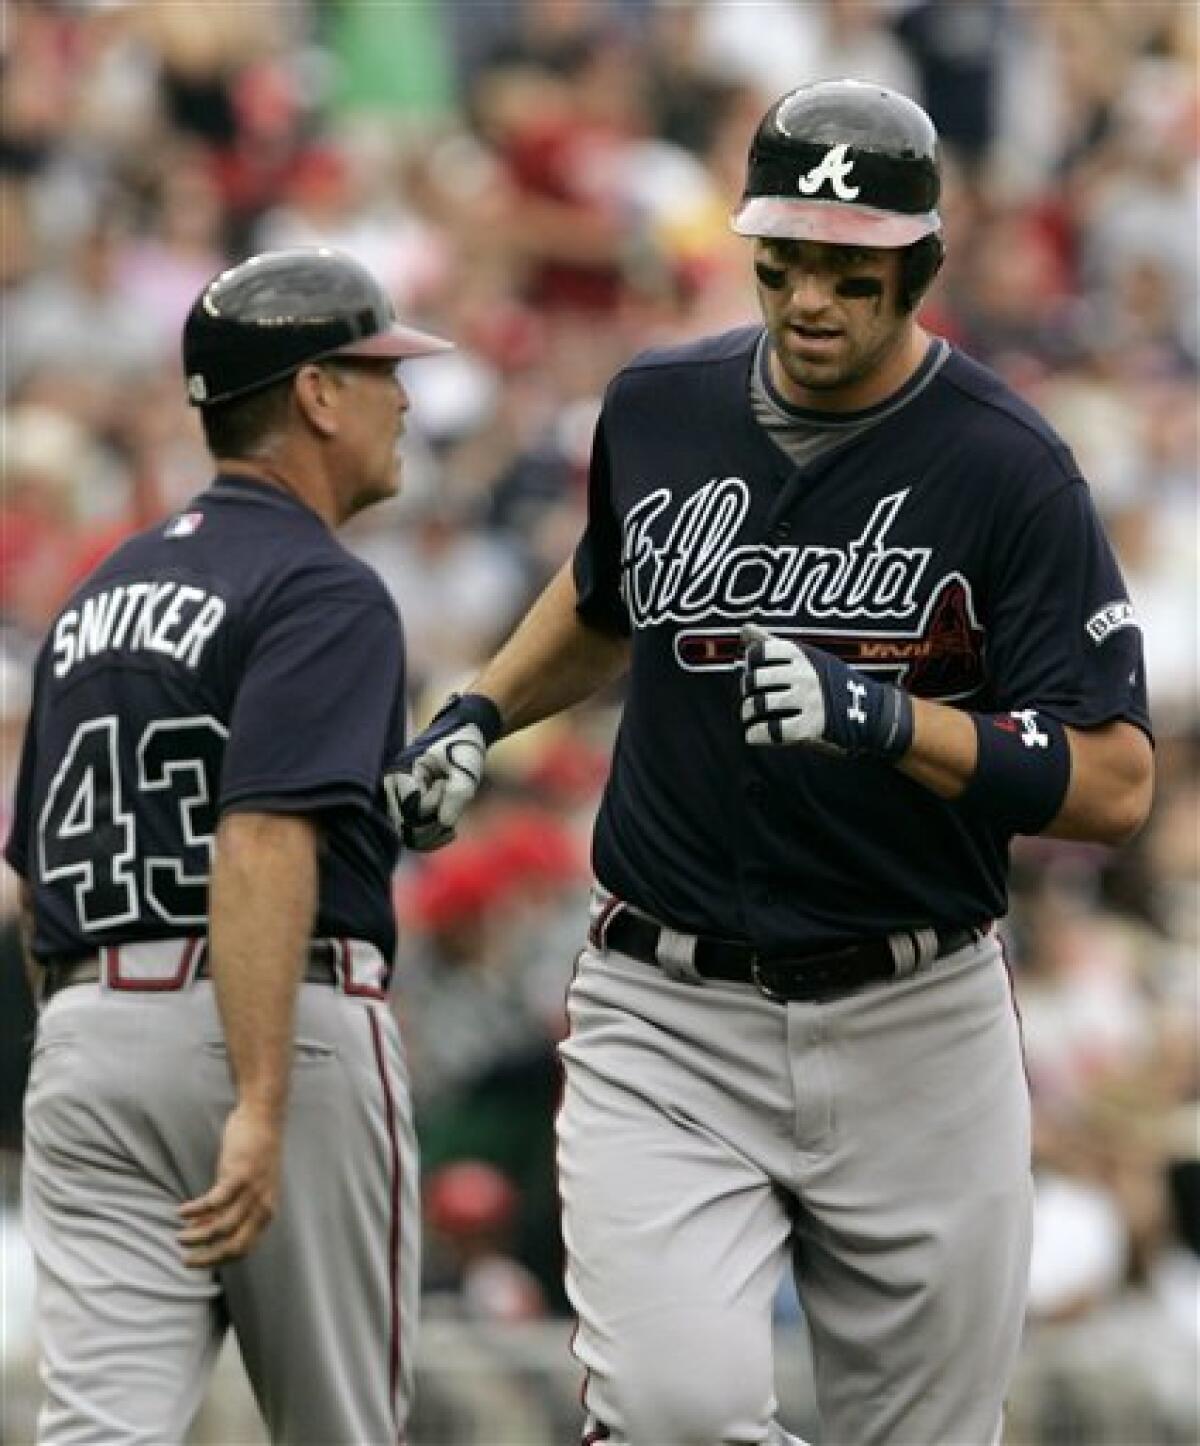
[753,238,916,412]
[326,358,411,516]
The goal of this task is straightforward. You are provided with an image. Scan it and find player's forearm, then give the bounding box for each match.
[470,561,630,735]
[207,811,318,1122]
[898,701,1153,844]
[895,696,977,797]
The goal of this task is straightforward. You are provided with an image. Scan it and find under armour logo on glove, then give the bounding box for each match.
[386,770,458,852]
[383,693,503,851]
[739,624,914,760]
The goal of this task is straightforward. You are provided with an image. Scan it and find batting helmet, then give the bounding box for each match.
[182,247,452,408]
[733,79,941,248]
[732,80,944,310]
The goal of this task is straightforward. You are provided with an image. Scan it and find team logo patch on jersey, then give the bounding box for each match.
[164,511,204,539]
[1085,599,1137,646]
[796,144,861,201]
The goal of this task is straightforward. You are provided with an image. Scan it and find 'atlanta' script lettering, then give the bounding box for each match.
[621,479,930,626]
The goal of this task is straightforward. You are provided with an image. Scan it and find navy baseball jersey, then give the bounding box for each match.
[6,473,406,965]
[574,326,1150,949]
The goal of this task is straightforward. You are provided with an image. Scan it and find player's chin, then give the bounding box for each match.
[779,351,850,393]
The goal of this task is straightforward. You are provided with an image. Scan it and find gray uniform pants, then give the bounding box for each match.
[22,969,418,1445]
[558,932,1031,1446]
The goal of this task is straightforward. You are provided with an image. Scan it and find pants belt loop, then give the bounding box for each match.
[329,938,388,999]
[654,928,703,984]
[102,938,204,993]
[588,889,623,952]
[886,926,939,980]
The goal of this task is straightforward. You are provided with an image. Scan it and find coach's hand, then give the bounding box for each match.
[383,692,504,850]
[740,623,914,759]
[178,1102,282,1268]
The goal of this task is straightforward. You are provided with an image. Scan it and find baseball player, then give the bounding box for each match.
[6,247,451,1444]
[387,81,1155,1446]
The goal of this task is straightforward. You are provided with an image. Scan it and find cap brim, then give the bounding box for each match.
[334,321,454,360]
[731,197,938,248]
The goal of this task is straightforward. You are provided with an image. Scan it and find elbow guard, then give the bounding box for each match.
[960,709,1072,835]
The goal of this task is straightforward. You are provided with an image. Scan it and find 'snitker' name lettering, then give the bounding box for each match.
[52,581,227,679]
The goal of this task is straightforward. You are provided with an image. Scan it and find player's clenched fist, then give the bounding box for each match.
[739,623,914,760]
[384,692,504,850]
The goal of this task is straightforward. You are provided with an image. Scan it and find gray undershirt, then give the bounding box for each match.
[750,333,950,469]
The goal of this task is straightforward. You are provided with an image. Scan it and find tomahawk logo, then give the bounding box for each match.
[796,144,861,201]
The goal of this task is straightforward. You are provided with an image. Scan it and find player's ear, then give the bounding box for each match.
[292,363,343,439]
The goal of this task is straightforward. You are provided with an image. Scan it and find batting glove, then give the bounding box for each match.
[383,693,504,850]
[740,623,914,759]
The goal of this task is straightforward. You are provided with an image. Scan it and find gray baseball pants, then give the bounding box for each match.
[22,952,417,1445]
[558,930,1031,1446]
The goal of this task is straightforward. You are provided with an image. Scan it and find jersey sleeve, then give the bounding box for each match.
[3,688,39,880]
[573,406,632,636]
[983,478,1151,736]
[220,575,404,816]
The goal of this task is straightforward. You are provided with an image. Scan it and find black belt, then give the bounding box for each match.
[601,909,983,1004]
[39,941,341,1005]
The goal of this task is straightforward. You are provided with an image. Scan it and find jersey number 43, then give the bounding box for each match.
[38,715,228,930]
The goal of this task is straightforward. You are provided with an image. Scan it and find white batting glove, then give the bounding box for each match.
[739,623,914,758]
[386,768,457,852]
[383,693,504,851]
[740,623,832,749]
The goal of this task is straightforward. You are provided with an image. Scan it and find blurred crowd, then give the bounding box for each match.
[1,0,1197,1434]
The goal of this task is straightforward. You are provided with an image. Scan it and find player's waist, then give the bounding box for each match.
[589,888,992,1004]
[36,936,388,1006]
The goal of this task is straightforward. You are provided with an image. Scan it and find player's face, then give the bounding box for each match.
[327,358,410,514]
[753,238,918,412]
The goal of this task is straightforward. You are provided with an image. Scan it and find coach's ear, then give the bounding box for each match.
[292,363,343,439]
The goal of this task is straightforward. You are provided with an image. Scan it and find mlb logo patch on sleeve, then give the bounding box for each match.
[165,511,204,539]
[1085,600,1137,645]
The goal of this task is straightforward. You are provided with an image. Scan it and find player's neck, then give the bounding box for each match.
[771,324,932,415]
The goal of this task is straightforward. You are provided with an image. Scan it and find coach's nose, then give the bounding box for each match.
[393,371,411,415]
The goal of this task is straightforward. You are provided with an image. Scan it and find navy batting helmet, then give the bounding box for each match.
[732,79,941,249]
[182,247,452,408]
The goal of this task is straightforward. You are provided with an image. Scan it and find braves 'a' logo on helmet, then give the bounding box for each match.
[795,144,861,201]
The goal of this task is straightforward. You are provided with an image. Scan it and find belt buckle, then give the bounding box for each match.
[749,955,790,1004]
[752,945,861,1005]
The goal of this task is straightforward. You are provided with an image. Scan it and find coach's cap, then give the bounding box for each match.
[182,247,453,408]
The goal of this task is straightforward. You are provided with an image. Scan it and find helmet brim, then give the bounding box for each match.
[331,320,454,361]
[731,196,939,248]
